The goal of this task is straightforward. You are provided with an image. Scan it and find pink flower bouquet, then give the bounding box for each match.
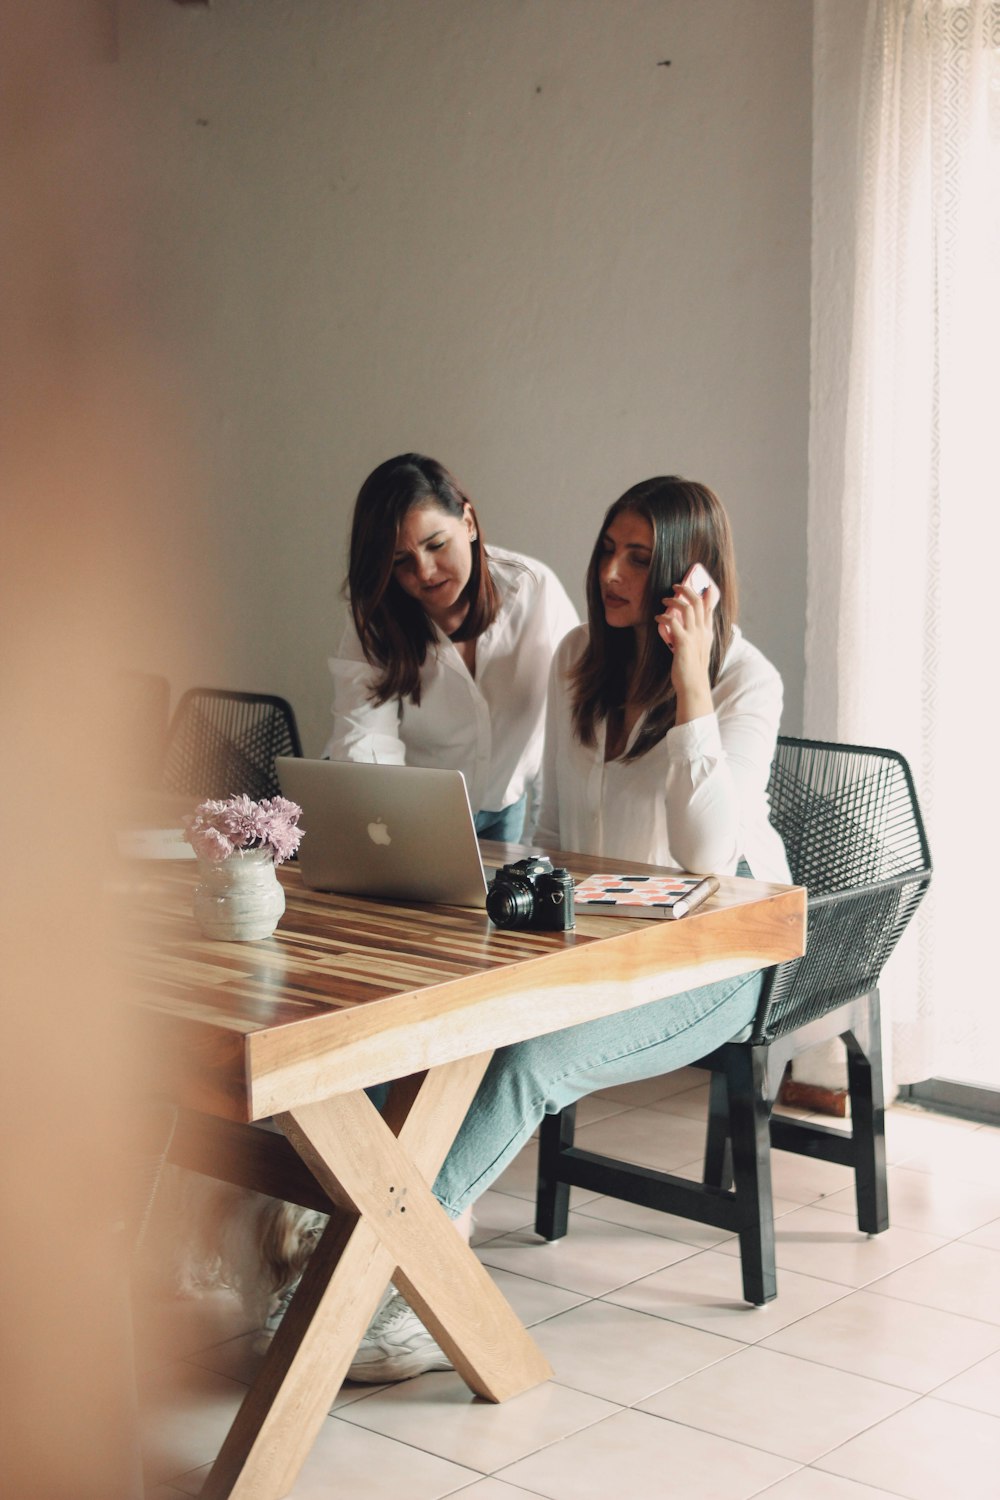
[182,794,304,865]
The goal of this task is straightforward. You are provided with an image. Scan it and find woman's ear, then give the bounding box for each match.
[464,504,478,543]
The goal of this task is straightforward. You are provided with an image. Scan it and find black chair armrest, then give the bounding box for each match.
[752,868,931,1043]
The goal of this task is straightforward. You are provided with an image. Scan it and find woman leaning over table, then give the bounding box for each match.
[322,452,579,841]
[259,454,576,1358]
[344,475,792,1384]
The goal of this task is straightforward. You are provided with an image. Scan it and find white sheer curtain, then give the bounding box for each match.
[808,0,1000,1088]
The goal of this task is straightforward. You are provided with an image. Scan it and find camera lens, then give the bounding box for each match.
[485,878,536,928]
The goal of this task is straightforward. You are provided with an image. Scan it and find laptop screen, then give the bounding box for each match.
[275,758,489,908]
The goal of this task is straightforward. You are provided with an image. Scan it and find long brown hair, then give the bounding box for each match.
[570,476,738,760]
[346,454,500,705]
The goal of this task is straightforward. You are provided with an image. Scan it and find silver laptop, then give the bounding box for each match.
[275,757,490,907]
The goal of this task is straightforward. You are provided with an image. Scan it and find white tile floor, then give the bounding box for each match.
[138,1073,1000,1500]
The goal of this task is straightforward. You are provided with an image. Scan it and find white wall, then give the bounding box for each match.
[807,0,867,740]
[115,0,812,755]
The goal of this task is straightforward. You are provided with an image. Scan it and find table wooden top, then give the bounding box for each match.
[122,842,806,1124]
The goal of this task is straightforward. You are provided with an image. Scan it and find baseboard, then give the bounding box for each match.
[778,1076,848,1117]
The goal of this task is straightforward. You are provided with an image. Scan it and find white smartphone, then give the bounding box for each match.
[681,562,719,604]
[658,562,719,646]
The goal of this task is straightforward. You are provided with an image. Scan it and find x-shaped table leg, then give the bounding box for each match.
[200,1052,552,1500]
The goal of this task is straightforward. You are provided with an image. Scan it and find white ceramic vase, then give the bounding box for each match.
[193,848,285,941]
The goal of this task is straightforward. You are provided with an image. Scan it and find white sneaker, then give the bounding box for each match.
[251,1277,301,1355]
[346,1290,453,1383]
[259,1278,395,1344]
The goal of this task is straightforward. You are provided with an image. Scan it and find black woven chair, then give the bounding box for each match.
[535,737,932,1305]
[162,688,303,803]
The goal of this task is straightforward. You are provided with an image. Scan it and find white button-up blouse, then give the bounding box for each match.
[534,624,791,883]
[323,547,579,818]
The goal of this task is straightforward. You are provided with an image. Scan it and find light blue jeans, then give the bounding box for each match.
[474,794,527,842]
[432,966,762,1216]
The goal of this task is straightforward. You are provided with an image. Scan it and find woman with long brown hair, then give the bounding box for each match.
[537,474,789,876]
[323,453,578,841]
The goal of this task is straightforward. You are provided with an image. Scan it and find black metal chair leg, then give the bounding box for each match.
[704,1067,733,1191]
[727,1045,777,1305]
[535,1104,576,1240]
[846,993,888,1234]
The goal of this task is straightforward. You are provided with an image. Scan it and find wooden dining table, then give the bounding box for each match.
[125,842,806,1500]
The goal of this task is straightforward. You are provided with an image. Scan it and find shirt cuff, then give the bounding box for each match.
[666,712,722,759]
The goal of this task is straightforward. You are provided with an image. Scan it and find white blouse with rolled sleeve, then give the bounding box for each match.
[534,623,791,884]
[322,547,579,819]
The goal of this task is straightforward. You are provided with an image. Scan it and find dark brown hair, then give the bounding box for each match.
[346,453,500,705]
[570,476,738,760]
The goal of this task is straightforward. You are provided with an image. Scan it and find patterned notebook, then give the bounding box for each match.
[573,872,720,920]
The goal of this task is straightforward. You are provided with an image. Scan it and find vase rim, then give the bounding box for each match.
[197,845,276,864]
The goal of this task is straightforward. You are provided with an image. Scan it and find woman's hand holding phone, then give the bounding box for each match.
[655,563,719,650]
[656,563,719,724]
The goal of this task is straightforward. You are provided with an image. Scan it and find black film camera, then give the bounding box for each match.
[485,856,575,932]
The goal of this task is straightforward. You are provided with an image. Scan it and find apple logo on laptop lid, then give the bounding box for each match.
[367,817,391,846]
